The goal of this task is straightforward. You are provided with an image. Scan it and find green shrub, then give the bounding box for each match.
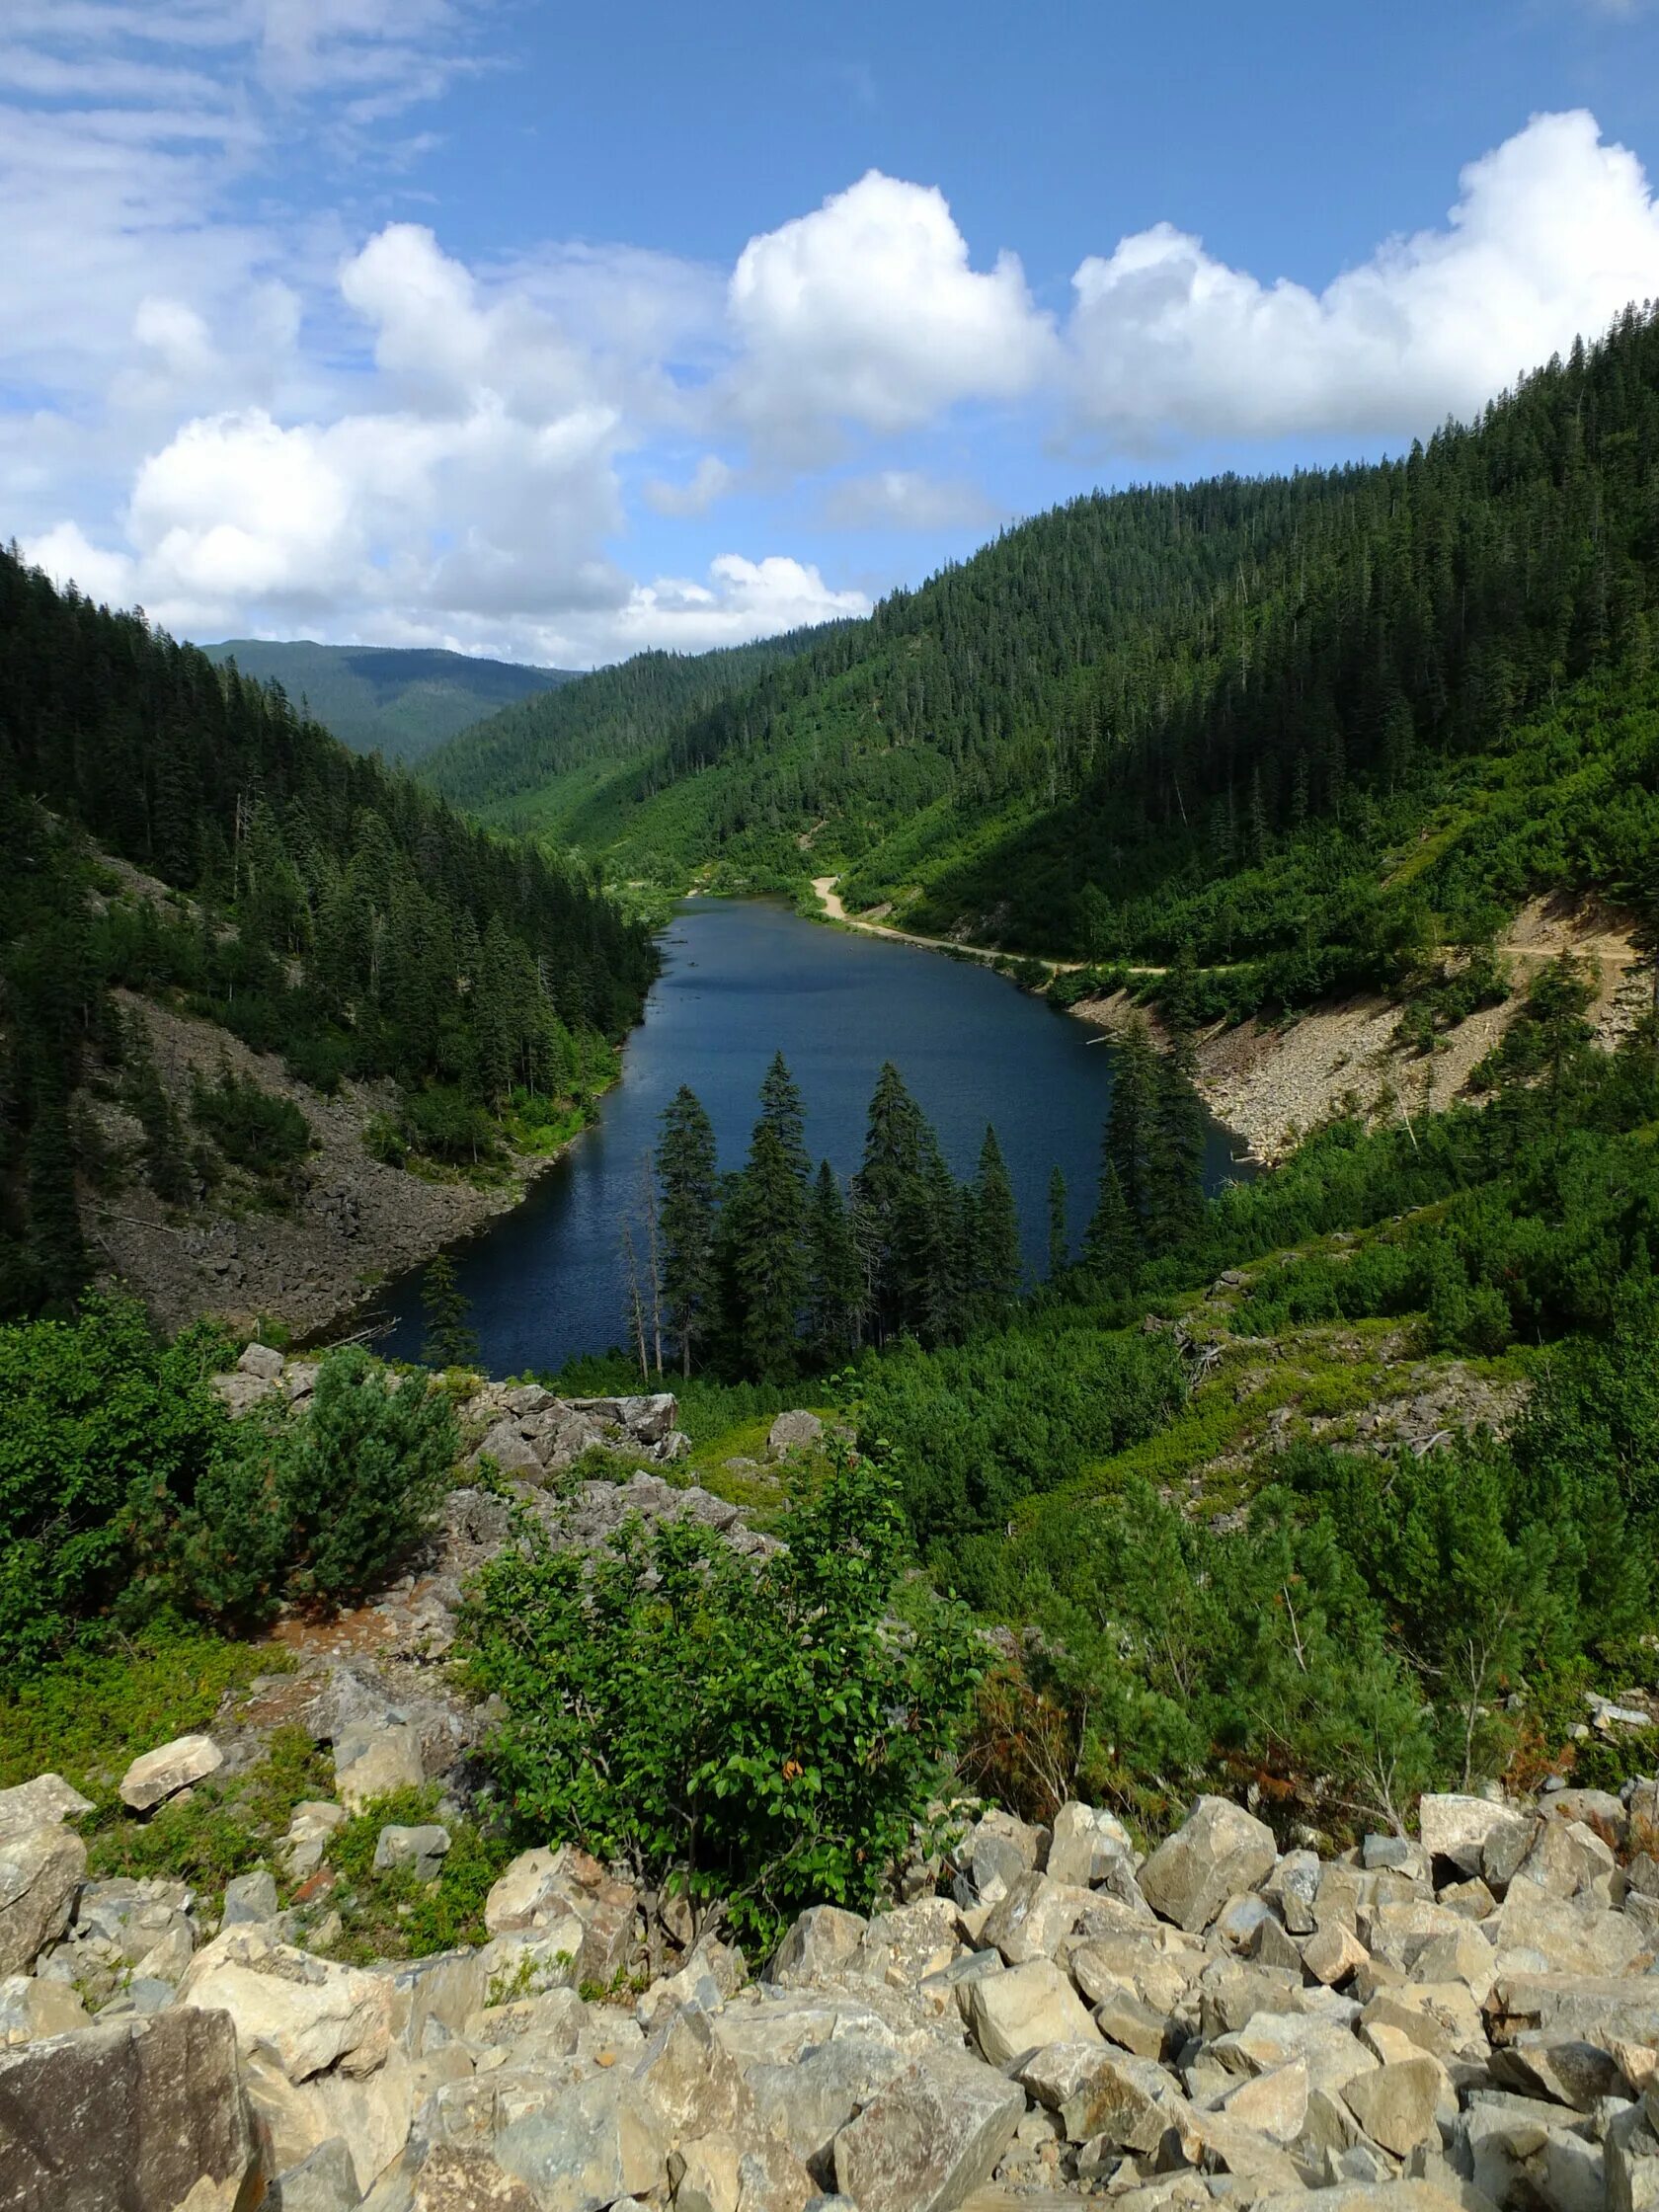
[402,1085,499,1165]
[323,1785,513,1963]
[462,1445,980,1948]
[158,1348,458,1616]
[0,1297,228,1668]
[192,1069,313,1173]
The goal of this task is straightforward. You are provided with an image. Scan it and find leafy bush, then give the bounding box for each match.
[402,1085,499,1165]
[0,1297,227,1668]
[462,1445,980,1948]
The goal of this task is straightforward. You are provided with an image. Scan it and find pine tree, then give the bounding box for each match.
[1047,1165,1069,1285]
[807,1160,863,1364]
[966,1125,1021,1321]
[657,1085,719,1376]
[421,1252,479,1370]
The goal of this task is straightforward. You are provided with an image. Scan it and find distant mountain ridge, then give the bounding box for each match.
[199,638,574,763]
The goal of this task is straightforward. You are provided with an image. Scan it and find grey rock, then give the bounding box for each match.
[0,1776,93,1842]
[0,1824,85,1977]
[223,1867,279,1926]
[0,2007,257,2212]
[1138,1795,1278,1933]
[374,1824,450,1882]
[766,1408,824,1459]
[273,2135,363,2211]
[494,2073,668,2212]
[239,1340,285,1379]
[832,2043,1025,2212]
[118,1731,223,1812]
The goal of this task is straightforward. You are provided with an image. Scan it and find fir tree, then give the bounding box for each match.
[807,1161,863,1364]
[966,1125,1021,1321]
[853,1063,935,1344]
[1082,1159,1137,1286]
[728,1118,809,1380]
[421,1252,478,1370]
[657,1085,719,1377]
[1146,1028,1208,1254]
[1047,1165,1069,1285]
[1106,1016,1160,1243]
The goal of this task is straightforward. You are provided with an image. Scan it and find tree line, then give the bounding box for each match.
[624,1023,1207,1382]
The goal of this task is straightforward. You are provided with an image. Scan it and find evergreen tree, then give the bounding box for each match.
[1146,1029,1208,1254]
[1082,1159,1137,1287]
[1047,1165,1069,1285]
[657,1085,719,1377]
[853,1063,936,1344]
[807,1161,863,1364]
[966,1125,1021,1321]
[1106,1017,1161,1244]
[758,1051,811,1185]
[421,1253,479,1370]
[728,1117,809,1380]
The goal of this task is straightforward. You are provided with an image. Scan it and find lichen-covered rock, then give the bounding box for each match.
[0,1777,92,1841]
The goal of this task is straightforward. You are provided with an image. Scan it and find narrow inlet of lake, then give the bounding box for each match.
[376,898,1248,1377]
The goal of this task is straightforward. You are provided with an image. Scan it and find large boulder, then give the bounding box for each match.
[118,1732,223,1813]
[178,1926,392,2081]
[1417,1793,1532,1881]
[243,2042,414,2196]
[765,1410,823,1460]
[482,1844,637,1988]
[494,2073,668,2212]
[0,1825,84,1977]
[0,1975,89,2047]
[1138,1795,1278,1933]
[0,1777,92,1840]
[1046,1799,1139,1892]
[831,2043,1024,2212]
[0,2008,257,2212]
[966,1957,1101,2066]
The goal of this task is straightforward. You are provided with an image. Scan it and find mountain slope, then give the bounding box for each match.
[199,639,572,762]
[0,551,655,1323]
[464,308,1659,1024]
[418,625,847,836]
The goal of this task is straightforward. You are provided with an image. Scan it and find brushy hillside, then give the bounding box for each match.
[198,639,571,763]
[447,307,1659,1029]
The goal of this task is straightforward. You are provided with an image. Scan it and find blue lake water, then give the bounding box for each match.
[377,898,1247,1377]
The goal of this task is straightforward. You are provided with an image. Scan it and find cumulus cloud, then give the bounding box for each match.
[1066,110,1659,445]
[643,456,740,517]
[820,470,1001,531]
[607,556,870,655]
[727,171,1056,456]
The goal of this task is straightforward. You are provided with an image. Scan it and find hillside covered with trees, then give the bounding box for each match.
[199,639,572,763]
[430,307,1659,1027]
[0,547,656,1320]
[418,623,847,838]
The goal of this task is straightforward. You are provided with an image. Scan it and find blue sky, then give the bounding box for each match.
[8,0,1659,666]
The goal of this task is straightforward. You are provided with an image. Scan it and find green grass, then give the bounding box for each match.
[322,1785,514,1964]
[84,1725,334,1888]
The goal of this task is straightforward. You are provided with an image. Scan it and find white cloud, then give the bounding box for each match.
[1066,110,1659,446]
[727,171,1056,456]
[606,556,870,655]
[644,456,740,516]
[821,470,1000,531]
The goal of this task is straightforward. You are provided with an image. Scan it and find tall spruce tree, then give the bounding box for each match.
[728,1116,809,1379]
[1106,1017,1161,1246]
[1082,1159,1138,1287]
[421,1253,479,1370]
[807,1161,863,1364]
[1047,1165,1069,1285]
[966,1125,1021,1322]
[1146,1029,1208,1254]
[656,1085,719,1376]
[853,1063,934,1344]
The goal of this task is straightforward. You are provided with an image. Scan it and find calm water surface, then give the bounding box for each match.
[378,899,1246,1377]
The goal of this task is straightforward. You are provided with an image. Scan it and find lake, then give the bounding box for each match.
[376,898,1247,1377]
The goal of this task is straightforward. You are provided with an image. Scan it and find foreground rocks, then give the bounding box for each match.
[6,1750,1659,2210]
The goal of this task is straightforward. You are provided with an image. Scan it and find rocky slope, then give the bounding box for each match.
[3,1375,1656,2212]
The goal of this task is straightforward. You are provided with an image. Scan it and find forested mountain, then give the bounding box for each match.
[452,307,1659,1019]
[0,548,655,1317]
[199,639,571,763]
[419,624,846,836]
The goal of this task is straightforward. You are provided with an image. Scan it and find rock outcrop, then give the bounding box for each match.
[5,1744,1659,2211]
